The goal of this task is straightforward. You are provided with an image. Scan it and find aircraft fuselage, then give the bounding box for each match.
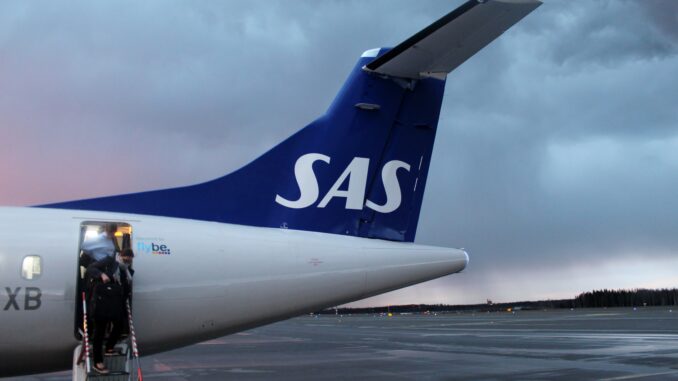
[0,207,467,376]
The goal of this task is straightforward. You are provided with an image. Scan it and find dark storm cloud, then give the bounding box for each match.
[636,0,678,42]
[1,1,677,303]
[414,0,678,293]
[541,1,677,67]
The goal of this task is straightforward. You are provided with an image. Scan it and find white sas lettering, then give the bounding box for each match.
[275,153,330,209]
[275,154,411,213]
[365,160,411,213]
[318,157,370,210]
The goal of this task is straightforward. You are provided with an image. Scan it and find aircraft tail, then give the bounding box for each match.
[39,0,541,242]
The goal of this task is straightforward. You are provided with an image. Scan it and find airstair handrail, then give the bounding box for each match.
[81,292,91,374]
[126,299,143,381]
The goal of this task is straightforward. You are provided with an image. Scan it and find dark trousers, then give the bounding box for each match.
[92,317,123,364]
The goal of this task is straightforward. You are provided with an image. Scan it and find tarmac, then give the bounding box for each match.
[8,307,678,380]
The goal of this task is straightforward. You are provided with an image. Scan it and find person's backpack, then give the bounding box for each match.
[92,282,123,321]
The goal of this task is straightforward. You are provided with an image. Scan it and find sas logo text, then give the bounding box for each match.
[275,153,411,214]
[137,242,172,256]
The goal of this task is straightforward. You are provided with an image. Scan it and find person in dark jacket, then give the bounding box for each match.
[86,249,134,374]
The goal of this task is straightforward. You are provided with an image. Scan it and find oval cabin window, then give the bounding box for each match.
[21,255,42,280]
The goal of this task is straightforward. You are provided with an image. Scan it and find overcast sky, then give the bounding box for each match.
[1,0,677,306]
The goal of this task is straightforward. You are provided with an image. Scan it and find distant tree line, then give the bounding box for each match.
[318,299,572,315]
[318,288,678,315]
[573,288,678,308]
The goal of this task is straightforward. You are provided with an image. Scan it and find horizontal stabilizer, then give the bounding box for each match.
[365,0,541,79]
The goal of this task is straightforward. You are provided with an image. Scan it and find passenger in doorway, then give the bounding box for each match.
[82,223,120,264]
[86,248,134,374]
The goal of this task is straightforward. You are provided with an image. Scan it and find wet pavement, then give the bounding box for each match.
[8,307,678,380]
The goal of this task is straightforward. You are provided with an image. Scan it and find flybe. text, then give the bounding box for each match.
[137,242,172,256]
[275,154,410,213]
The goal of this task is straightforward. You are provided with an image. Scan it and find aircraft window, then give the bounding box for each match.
[21,255,42,280]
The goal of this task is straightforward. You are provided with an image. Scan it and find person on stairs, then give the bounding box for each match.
[86,248,134,374]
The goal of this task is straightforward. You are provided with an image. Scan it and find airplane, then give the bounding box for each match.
[0,0,541,377]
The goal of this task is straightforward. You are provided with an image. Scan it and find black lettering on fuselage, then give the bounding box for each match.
[2,287,42,311]
[24,287,42,310]
[4,287,21,310]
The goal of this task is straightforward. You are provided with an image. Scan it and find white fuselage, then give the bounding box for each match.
[0,207,468,376]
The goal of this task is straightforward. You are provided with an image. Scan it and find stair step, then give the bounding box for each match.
[87,370,130,381]
[73,344,136,381]
[104,353,128,372]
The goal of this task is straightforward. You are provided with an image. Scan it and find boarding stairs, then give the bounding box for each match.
[72,343,133,381]
[73,296,143,381]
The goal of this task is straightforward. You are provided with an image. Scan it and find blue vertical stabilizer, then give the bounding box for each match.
[40,50,446,242]
[39,0,543,242]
